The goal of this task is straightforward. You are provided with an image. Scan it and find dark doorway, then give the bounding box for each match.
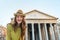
[34,23,40,40]
[46,23,51,40]
[27,23,32,40]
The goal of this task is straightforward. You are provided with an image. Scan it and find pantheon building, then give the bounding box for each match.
[11,10,60,40]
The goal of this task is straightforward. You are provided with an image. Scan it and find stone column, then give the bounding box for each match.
[38,23,42,40]
[32,23,35,40]
[44,23,49,40]
[50,23,55,40]
[55,24,60,40]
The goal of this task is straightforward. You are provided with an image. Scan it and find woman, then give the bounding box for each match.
[6,10,26,40]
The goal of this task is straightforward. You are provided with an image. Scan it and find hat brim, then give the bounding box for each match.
[14,13,25,17]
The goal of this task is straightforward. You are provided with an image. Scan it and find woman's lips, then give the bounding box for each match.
[17,20,22,21]
[18,20,21,21]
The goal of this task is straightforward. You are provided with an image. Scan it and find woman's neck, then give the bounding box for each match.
[17,23,20,26]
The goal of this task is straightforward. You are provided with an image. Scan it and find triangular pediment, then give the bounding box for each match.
[25,10,58,19]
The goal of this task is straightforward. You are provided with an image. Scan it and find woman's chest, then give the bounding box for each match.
[10,27,21,38]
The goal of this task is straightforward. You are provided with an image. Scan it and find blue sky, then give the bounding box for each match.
[0,0,60,27]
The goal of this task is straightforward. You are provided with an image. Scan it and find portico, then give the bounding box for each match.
[25,10,59,40]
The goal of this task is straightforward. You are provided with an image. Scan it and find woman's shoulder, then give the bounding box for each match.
[7,23,13,26]
[7,23,13,29]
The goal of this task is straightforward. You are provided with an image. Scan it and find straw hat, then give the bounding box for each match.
[14,10,25,17]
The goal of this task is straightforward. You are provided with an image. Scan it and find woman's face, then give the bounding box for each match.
[16,16,23,24]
